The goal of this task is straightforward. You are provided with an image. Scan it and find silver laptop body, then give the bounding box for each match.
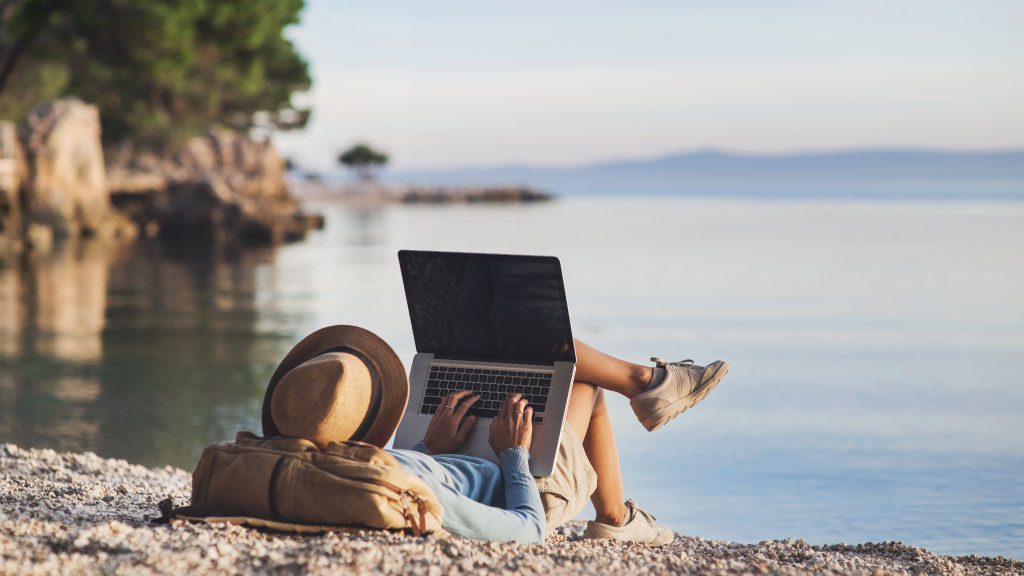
[392,250,577,477]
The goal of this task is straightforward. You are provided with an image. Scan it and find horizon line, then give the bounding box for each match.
[297,146,1024,176]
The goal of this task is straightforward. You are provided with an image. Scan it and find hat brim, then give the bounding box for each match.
[261,325,408,447]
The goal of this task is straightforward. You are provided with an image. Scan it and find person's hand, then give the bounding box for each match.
[422,390,480,455]
[488,393,533,456]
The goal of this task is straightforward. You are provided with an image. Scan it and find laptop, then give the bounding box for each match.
[392,250,577,477]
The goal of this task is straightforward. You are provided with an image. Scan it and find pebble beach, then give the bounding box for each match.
[1,443,1020,576]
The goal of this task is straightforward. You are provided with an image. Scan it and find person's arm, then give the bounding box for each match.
[477,393,544,541]
[429,446,545,544]
[496,445,546,540]
[415,392,544,542]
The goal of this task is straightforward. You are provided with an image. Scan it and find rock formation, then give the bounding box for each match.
[107,126,321,245]
[295,180,553,205]
[399,185,551,204]
[1,99,137,251]
[19,99,110,237]
[0,121,27,251]
[0,97,320,253]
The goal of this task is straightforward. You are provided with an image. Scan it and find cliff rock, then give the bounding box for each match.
[108,127,317,245]
[20,99,110,236]
[0,121,28,250]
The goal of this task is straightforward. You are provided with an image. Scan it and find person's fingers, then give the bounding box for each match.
[523,407,534,444]
[511,398,528,422]
[443,390,470,404]
[499,394,516,419]
[441,390,473,416]
[510,394,525,422]
[446,390,473,405]
[456,414,476,442]
[454,394,480,419]
[438,394,453,417]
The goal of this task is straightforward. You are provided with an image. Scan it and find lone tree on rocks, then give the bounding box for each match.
[338,143,388,182]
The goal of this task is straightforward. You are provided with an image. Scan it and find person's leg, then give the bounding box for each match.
[581,389,628,526]
[562,380,598,447]
[573,338,652,399]
[563,382,628,526]
[574,337,729,433]
[554,339,718,544]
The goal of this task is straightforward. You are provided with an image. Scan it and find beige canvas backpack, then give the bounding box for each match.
[160,431,446,537]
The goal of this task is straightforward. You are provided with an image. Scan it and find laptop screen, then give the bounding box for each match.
[399,250,576,364]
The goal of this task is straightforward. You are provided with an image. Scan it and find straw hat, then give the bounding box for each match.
[261,325,408,448]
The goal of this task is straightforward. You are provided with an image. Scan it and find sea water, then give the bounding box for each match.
[1,196,1021,558]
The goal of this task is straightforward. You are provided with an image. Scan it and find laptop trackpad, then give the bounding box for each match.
[460,424,499,463]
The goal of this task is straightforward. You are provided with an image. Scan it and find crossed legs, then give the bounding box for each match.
[563,338,655,526]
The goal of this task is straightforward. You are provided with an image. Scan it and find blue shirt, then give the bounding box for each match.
[386,442,545,544]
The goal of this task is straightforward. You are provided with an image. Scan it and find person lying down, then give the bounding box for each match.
[261,325,729,545]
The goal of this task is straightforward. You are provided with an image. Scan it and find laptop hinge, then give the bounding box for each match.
[429,354,557,367]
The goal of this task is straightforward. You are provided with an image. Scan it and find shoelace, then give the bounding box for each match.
[651,357,694,367]
[625,498,658,524]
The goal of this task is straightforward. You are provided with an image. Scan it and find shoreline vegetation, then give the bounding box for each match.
[1,443,1020,576]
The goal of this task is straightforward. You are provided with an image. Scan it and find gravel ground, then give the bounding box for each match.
[1,443,1020,576]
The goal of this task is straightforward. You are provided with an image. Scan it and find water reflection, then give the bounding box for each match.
[345,205,387,247]
[0,239,292,468]
[0,241,117,361]
[0,241,121,455]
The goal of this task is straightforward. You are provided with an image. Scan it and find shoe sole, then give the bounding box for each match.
[583,524,675,547]
[649,529,675,546]
[641,361,729,432]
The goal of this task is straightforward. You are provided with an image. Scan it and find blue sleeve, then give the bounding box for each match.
[411,441,430,455]
[434,447,545,544]
[497,446,547,541]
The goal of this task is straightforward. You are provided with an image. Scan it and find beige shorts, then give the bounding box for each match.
[533,424,597,535]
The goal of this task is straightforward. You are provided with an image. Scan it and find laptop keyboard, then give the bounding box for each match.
[420,365,551,422]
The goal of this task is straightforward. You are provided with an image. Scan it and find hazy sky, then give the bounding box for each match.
[274,1,1024,170]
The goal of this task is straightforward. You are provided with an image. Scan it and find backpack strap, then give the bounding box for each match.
[267,455,290,521]
[400,491,433,537]
[153,497,205,524]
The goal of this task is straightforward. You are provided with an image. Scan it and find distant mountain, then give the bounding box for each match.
[386,149,1024,199]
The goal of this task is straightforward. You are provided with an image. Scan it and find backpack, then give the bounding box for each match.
[159,431,446,537]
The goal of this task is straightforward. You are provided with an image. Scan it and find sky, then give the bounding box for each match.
[273,1,1024,171]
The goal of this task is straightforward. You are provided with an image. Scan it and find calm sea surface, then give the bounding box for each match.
[1,196,1022,559]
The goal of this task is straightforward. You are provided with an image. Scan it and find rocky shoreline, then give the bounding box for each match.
[1,443,1019,575]
[292,180,553,205]
[1,99,323,254]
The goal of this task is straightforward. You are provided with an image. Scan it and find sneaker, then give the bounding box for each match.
[583,499,674,546]
[630,357,729,432]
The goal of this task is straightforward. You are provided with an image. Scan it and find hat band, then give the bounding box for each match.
[318,345,382,442]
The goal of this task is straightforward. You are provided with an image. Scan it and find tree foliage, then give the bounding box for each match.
[338,143,389,181]
[0,0,311,144]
